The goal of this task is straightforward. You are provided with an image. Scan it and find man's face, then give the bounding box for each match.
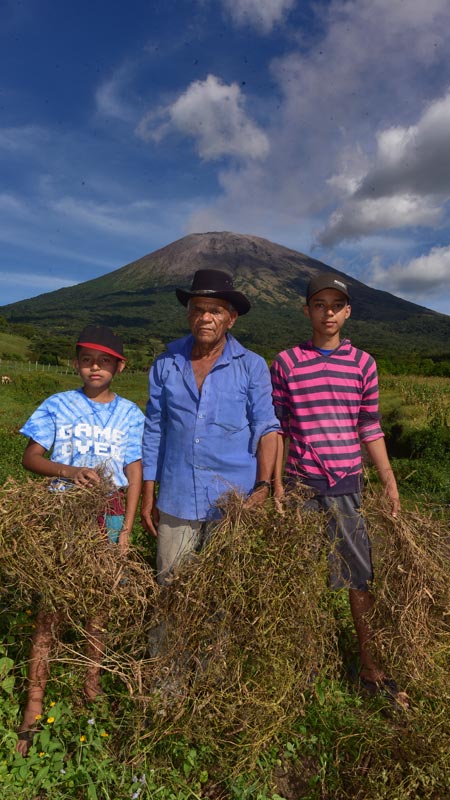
[304,289,351,336]
[188,297,238,348]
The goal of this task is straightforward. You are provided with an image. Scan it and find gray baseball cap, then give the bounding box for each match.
[306,273,350,302]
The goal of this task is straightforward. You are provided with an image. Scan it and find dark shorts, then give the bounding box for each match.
[303,492,373,591]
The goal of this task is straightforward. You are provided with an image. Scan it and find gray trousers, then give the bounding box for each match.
[156,511,211,586]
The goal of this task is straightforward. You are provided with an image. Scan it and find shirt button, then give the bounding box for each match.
[198,413,204,418]
[195,438,200,443]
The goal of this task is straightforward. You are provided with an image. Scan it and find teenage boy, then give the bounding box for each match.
[16,324,144,755]
[271,274,408,706]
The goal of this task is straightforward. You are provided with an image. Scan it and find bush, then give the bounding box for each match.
[12,374,61,404]
[0,428,26,483]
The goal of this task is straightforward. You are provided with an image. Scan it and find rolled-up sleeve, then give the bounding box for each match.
[270,356,291,438]
[358,356,383,442]
[142,357,168,481]
[246,353,280,455]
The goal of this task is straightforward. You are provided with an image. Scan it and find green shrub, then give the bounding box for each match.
[12,374,61,404]
[0,428,26,484]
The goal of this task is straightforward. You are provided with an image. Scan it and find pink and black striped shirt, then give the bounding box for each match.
[271,339,384,495]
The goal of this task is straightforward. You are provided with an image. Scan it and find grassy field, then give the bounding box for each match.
[378,375,450,507]
[0,331,31,361]
[0,371,449,799]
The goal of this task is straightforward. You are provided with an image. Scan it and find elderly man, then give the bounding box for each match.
[141,269,279,584]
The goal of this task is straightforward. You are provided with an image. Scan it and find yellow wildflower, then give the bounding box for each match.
[49,701,56,708]
[35,714,42,721]
[80,735,86,742]
[39,752,45,758]
[25,609,32,615]
[47,717,55,724]
[100,731,109,737]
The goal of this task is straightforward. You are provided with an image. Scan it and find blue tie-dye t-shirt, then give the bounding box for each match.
[20,388,144,488]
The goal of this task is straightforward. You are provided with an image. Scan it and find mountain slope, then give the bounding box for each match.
[2,231,449,360]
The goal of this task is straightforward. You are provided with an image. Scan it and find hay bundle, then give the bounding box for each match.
[139,490,340,767]
[2,473,449,770]
[0,476,159,672]
[364,490,450,696]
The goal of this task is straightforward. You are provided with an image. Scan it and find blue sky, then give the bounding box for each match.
[1,0,450,315]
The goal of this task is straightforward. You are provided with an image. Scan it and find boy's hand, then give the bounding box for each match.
[363,439,400,519]
[118,528,130,555]
[385,483,400,518]
[72,467,101,487]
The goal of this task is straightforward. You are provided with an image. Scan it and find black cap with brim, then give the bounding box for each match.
[76,324,125,360]
[176,269,251,316]
[306,273,350,302]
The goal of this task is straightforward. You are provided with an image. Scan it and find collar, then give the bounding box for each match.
[306,338,352,356]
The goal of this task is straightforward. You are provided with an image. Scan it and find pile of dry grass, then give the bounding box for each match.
[0,475,159,693]
[1,476,449,771]
[138,490,340,767]
[0,478,339,767]
[365,490,450,697]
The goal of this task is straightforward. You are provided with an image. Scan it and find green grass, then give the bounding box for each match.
[378,375,450,507]
[0,331,30,360]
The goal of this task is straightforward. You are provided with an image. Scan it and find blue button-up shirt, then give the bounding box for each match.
[142,333,279,520]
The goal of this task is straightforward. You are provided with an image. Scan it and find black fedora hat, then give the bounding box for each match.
[176,269,251,316]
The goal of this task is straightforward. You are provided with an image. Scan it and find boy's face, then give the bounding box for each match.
[74,347,125,393]
[304,289,351,339]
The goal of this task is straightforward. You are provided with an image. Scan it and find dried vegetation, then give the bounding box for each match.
[0,475,449,779]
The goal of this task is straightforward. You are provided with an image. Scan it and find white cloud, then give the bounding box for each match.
[0,193,29,216]
[0,271,76,291]
[221,0,295,33]
[95,64,137,122]
[0,125,49,153]
[50,196,159,238]
[369,245,450,299]
[317,89,450,245]
[187,0,450,249]
[356,91,450,199]
[318,196,443,247]
[136,74,269,161]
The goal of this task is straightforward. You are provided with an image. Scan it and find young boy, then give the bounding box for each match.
[271,274,408,706]
[16,324,144,755]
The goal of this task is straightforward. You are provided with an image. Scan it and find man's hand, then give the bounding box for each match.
[140,480,159,537]
[272,483,285,515]
[244,481,271,509]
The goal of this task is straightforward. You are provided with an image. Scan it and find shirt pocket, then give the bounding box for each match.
[211,390,248,431]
